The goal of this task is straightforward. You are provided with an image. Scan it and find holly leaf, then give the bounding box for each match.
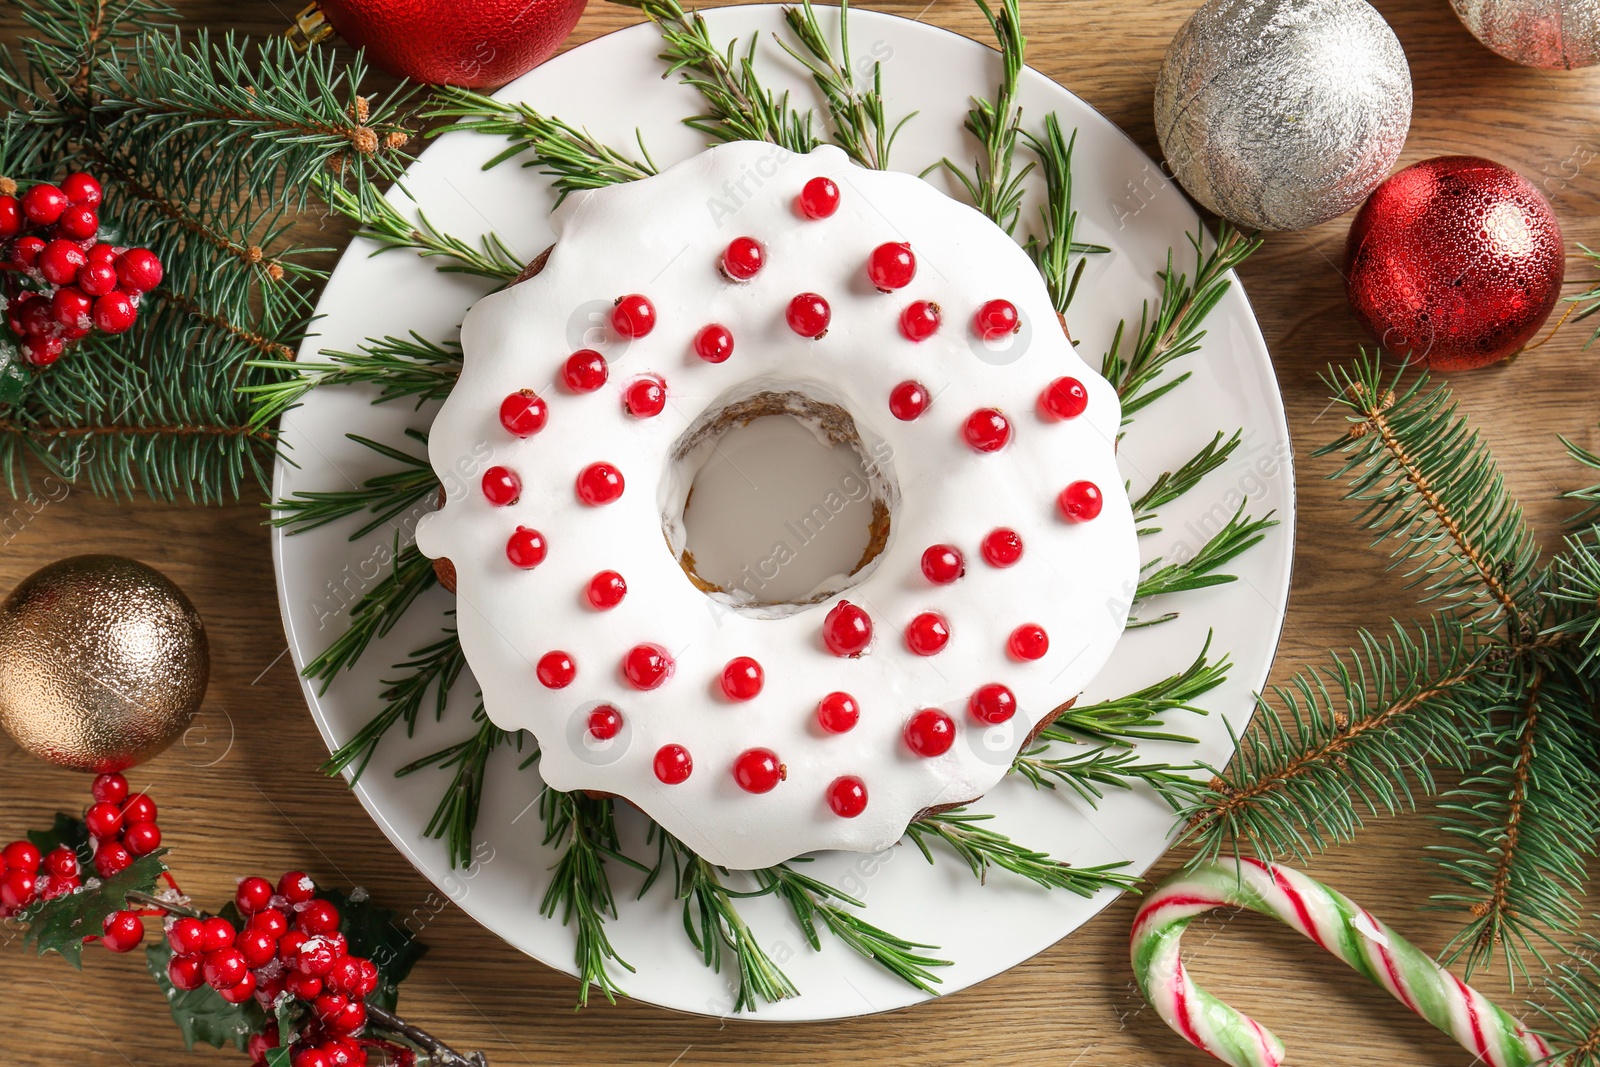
[27,812,92,868]
[19,849,167,968]
[324,888,427,1013]
[145,938,268,1052]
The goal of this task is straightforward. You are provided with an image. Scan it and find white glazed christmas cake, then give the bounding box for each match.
[415,141,1138,870]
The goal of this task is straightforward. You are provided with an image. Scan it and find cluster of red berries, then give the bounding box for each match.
[0,171,163,367]
[0,836,82,918]
[163,871,379,1067]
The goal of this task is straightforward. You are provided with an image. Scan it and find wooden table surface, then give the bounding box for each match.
[3,0,1598,1063]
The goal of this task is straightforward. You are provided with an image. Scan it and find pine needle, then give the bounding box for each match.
[395,705,519,870]
[1039,637,1227,747]
[244,332,462,431]
[321,627,464,781]
[930,0,1030,233]
[1132,429,1244,532]
[903,809,1136,896]
[1012,743,1208,811]
[1020,112,1107,314]
[314,176,525,283]
[300,538,439,693]
[1134,503,1278,600]
[539,791,642,1007]
[269,430,437,540]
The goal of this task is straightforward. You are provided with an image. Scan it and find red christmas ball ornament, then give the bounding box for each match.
[1345,156,1565,371]
[311,0,588,88]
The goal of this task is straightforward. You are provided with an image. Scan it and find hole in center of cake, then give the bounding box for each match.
[661,381,898,619]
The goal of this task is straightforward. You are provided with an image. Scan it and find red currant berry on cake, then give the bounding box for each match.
[920,544,964,584]
[56,204,98,240]
[1057,480,1103,522]
[1039,376,1088,420]
[93,291,136,334]
[235,876,274,916]
[624,375,667,418]
[499,390,548,437]
[611,293,656,338]
[733,748,784,793]
[61,172,102,207]
[904,708,955,757]
[536,651,576,689]
[654,743,693,784]
[1008,623,1049,661]
[278,871,317,904]
[867,242,916,290]
[721,657,764,701]
[905,611,950,655]
[974,298,1020,339]
[38,239,86,285]
[506,526,547,569]
[827,776,868,817]
[167,952,205,991]
[100,910,144,953]
[588,705,622,740]
[969,683,1017,724]
[2,841,40,873]
[563,349,609,392]
[798,176,840,219]
[816,691,860,733]
[624,643,674,690]
[0,196,19,237]
[981,528,1023,567]
[94,842,132,878]
[786,292,831,338]
[962,408,1011,452]
[576,461,625,505]
[482,466,521,506]
[721,236,765,280]
[77,260,117,296]
[888,380,929,421]
[123,821,161,856]
[587,570,627,609]
[21,183,67,226]
[899,300,941,341]
[822,600,872,656]
[116,248,164,294]
[694,323,734,363]
[0,869,36,910]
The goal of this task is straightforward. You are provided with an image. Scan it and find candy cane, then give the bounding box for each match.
[1130,857,1553,1067]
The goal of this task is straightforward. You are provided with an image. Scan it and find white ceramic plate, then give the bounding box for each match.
[273,4,1294,1021]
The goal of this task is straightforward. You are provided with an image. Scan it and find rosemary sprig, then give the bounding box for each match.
[423,88,658,203]
[934,0,1030,233]
[615,0,818,152]
[396,707,517,870]
[1135,504,1278,600]
[322,628,464,781]
[315,176,524,283]
[244,332,462,431]
[1012,742,1208,811]
[755,862,950,993]
[903,809,1136,896]
[1020,112,1108,314]
[540,790,643,1007]
[1132,429,1244,532]
[776,0,915,169]
[269,430,437,540]
[301,538,439,694]
[1040,638,1226,747]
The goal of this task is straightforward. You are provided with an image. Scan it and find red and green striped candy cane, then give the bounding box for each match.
[1130,857,1552,1067]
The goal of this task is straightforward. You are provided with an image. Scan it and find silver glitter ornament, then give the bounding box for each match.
[1155,0,1413,231]
[1452,0,1600,68]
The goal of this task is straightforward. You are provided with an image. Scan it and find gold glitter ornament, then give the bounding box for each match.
[0,555,209,771]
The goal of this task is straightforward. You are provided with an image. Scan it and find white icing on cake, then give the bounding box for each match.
[415,142,1138,869]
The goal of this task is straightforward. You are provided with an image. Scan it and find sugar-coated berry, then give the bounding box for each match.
[654,744,693,784]
[93,842,132,878]
[587,570,627,609]
[21,184,67,226]
[499,390,547,437]
[20,335,64,367]
[295,939,337,977]
[720,656,764,701]
[623,643,674,690]
[867,242,916,290]
[200,916,237,952]
[324,1039,362,1067]
[974,298,1020,339]
[123,821,161,856]
[981,528,1023,567]
[786,292,831,338]
[506,526,547,569]
[325,999,367,1034]
[481,465,521,506]
[356,958,379,997]
[116,248,163,293]
[969,683,1018,724]
[296,899,341,936]
[285,969,322,1001]
[93,291,136,334]
[278,871,317,904]
[218,972,257,1004]
[798,176,840,219]
[1058,480,1103,522]
[0,869,36,910]
[576,461,624,505]
[61,172,102,207]
[904,708,955,757]
[122,793,157,825]
[721,236,765,280]
[203,946,249,990]
[822,600,872,656]
[694,323,733,363]
[248,908,289,942]
[50,286,92,329]
[963,408,1011,452]
[167,917,205,955]
[167,952,205,991]
[86,242,119,267]
[611,293,656,338]
[888,380,929,421]
[920,544,964,585]
[235,876,274,915]
[77,260,117,297]
[899,300,941,341]
[38,239,86,285]
[588,705,622,741]
[326,955,364,995]
[0,196,19,238]
[816,691,859,733]
[827,776,868,817]
[905,611,950,655]
[278,929,309,962]
[55,204,98,240]
[313,991,349,1022]
[733,748,784,793]
[42,846,77,880]
[236,926,278,968]
[10,235,44,268]
[1008,623,1049,660]
[563,349,608,392]
[536,650,576,689]
[1039,376,1088,420]
[624,375,667,418]
[2,840,41,873]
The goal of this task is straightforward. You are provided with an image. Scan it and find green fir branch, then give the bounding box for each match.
[932,0,1030,233]
[1559,432,1600,531]
[321,627,464,781]
[1132,429,1243,532]
[244,332,462,431]
[903,809,1135,896]
[269,430,437,540]
[776,0,914,169]
[1040,638,1227,747]
[300,538,439,694]
[1531,930,1600,1067]
[539,790,642,1007]
[1134,504,1278,600]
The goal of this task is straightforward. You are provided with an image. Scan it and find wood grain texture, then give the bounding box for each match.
[1,0,1598,1063]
